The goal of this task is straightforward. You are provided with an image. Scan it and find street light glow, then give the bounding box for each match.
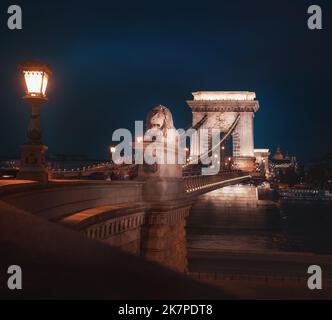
[23,71,49,96]
[19,61,52,99]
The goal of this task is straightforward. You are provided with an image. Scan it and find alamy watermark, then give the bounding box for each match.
[2,264,324,291]
[7,265,22,290]
[111,122,222,175]
[307,5,323,30]
[307,265,322,290]
[7,5,22,30]
[5,4,324,31]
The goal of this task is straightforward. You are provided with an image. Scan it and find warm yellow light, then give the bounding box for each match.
[41,73,48,95]
[228,157,231,161]
[19,61,52,99]
[136,136,143,143]
[23,71,44,95]
[192,91,256,101]
[110,146,116,153]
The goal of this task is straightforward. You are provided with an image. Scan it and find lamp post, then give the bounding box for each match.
[17,61,52,183]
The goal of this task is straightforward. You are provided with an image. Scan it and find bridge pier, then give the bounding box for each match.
[137,164,191,272]
[141,204,191,272]
[136,108,192,271]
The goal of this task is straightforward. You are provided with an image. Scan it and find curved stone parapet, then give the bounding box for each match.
[0,180,145,221]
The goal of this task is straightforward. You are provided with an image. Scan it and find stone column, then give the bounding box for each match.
[138,143,191,272]
[233,112,256,171]
[136,107,192,272]
[17,101,49,183]
[141,205,190,273]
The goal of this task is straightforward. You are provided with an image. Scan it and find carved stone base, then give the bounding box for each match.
[17,144,49,183]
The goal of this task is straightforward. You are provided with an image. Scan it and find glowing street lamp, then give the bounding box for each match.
[19,61,52,144]
[17,61,52,183]
[22,67,50,99]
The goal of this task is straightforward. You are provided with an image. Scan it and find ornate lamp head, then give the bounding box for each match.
[18,61,52,102]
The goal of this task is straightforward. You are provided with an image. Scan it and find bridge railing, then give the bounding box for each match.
[51,163,138,180]
[183,171,248,194]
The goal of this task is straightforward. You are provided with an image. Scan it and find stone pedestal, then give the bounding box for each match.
[135,128,191,271]
[17,144,49,183]
[137,142,186,201]
[139,160,190,272]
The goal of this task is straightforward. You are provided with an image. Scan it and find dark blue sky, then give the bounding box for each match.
[0,0,331,163]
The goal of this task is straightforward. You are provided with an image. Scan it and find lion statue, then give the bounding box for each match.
[146,105,175,137]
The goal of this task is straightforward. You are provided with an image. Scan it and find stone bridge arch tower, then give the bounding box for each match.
[187,91,260,172]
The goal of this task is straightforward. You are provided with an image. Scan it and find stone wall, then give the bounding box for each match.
[141,205,191,272]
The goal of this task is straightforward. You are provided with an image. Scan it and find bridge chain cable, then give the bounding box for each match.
[187,113,240,165]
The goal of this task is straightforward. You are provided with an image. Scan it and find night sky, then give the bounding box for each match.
[0,0,331,164]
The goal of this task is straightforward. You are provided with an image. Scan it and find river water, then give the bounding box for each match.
[186,185,332,255]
